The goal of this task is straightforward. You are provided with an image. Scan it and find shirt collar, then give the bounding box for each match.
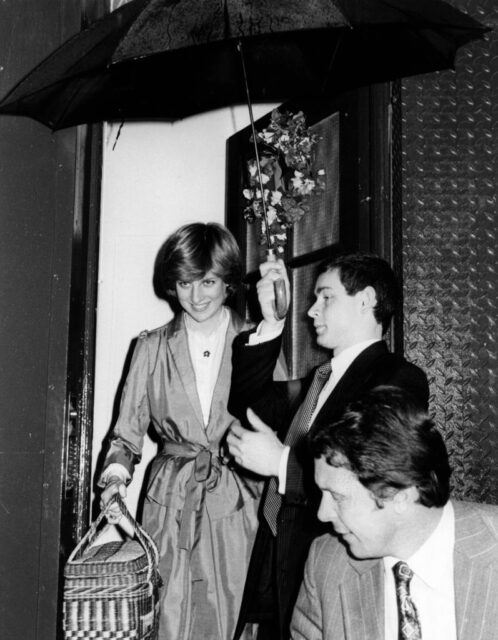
[184,306,229,341]
[384,501,455,589]
[330,339,380,381]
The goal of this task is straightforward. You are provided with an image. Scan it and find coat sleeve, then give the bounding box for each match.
[228,330,297,434]
[99,333,152,480]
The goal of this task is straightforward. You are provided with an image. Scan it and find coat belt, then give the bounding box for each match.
[161,441,222,551]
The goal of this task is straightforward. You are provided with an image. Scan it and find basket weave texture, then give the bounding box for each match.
[63,495,162,640]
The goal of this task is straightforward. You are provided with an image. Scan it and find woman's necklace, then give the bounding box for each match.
[184,308,226,355]
[185,308,229,426]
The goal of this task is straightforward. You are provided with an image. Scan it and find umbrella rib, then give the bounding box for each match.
[0,0,143,109]
[320,31,345,95]
[50,78,103,130]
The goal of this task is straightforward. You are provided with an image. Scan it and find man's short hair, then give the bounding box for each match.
[309,386,451,508]
[318,253,399,333]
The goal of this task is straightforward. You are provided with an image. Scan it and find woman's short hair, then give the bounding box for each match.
[157,222,242,299]
[309,386,451,508]
[318,253,399,333]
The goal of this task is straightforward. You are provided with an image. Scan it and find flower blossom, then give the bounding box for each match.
[301,178,316,196]
[267,206,277,225]
[291,171,304,190]
[270,190,283,206]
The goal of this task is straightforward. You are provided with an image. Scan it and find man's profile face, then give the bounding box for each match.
[307,269,362,355]
[315,456,398,559]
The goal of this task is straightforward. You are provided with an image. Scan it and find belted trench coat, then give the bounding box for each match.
[102,309,261,640]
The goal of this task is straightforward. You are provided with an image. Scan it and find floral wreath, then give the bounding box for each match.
[242,109,325,254]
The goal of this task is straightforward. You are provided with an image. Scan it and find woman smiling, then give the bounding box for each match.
[98,222,261,640]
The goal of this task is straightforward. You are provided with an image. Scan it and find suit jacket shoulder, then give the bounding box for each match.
[314,341,429,430]
[452,500,498,640]
[454,500,498,561]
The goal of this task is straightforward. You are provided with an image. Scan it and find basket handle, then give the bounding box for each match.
[67,494,160,583]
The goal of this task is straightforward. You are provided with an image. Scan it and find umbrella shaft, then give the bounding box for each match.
[237,40,272,249]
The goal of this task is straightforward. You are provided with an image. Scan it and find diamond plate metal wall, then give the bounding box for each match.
[401,1,498,501]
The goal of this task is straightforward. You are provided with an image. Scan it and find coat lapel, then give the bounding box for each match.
[166,314,206,434]
[204,310,243,439]
[341,557,384,640]
[166,309,244,441]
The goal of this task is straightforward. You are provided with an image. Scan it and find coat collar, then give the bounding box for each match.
[165,308,243,436]
[166,313,204,430]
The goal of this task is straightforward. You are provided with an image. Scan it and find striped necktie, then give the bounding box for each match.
[393,561,422,640]
[262,361,333,536]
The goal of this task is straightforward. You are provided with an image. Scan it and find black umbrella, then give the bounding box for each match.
[0,0,488,131]
[0,0,488,317]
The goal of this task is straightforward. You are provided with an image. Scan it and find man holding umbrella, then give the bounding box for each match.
[226,252,429,639]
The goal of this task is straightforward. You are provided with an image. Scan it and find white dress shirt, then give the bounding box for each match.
[278,339,380,493]
[185,306,229,426]
[384,501,457,640]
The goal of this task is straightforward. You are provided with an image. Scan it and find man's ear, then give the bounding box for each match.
[392,486,418,514]
[358,285,377,313]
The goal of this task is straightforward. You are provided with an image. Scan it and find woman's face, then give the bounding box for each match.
[175,270,228,326]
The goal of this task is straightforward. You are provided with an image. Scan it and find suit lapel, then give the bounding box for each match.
[341,558,384,640]
[314,341,389,425]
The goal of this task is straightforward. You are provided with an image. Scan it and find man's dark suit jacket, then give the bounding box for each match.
[228,334,429,640]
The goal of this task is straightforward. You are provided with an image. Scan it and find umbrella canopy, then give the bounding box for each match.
[0,0,488,130]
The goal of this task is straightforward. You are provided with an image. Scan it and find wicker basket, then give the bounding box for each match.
[63,495,162,640]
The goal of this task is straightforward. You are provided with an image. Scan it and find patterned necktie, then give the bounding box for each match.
[393,561,422,640]
[262,361,333,536]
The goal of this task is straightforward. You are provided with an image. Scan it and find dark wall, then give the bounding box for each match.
[0,2,81,638]
[401,1,498,501]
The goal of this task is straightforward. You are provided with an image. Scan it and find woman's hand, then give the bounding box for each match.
[100,475,127,525]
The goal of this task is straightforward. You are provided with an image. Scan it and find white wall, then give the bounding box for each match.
[92,105,277,517]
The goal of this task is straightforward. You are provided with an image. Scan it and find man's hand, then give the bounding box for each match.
[257,258,290,335]
[226,408,285,476]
